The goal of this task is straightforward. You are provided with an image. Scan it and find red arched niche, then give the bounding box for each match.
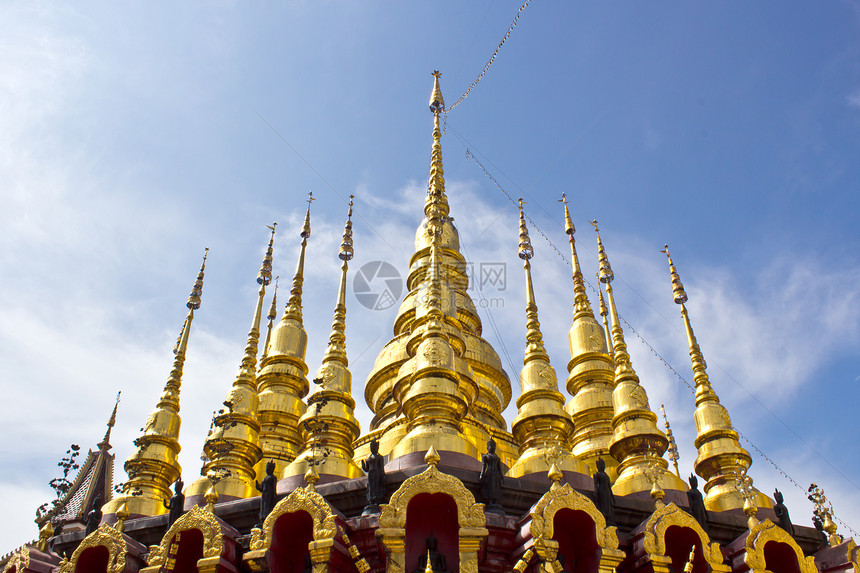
[74,545,109,573]
[553,508,599,573]
[763,540,801,573]
[664,526,708,573]
[270,510,314,573]
[405,493,459,573]
[170,528,205,573]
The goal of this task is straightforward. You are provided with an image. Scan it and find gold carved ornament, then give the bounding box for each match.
[146,505,224,566]
[743,519,817,573]
[377,463,486,530]
[2,547,29,573]
[528,482,619,551]
[641,503,725,570]
[58,524,127,573]
[249,484,338,551]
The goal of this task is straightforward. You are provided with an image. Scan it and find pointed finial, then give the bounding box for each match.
[591,221,614,284]
[560,192,575,235]
[257,223,277,286]
[548,463,563,490]
[517,198,534,260]
[304,465,319,489]
[661,244,688,304]
[644,450,666,508]
[267,277,280,321]
[683,549,696,573]
[425,445,440,467]
[808,483,840,546]
[37,521,53,551]
[339,195,355,261]
[429,70,445,113]
[660,404,681,478]
[99,391,121,449]
[596,274,608,317]
[425,550,434,573]
[204,484,219,512]
[187,248,208,310]
[302,192,314,239]
[735,468,758,529]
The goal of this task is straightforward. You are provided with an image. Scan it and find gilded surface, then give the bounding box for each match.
[529,482,618,550]
[147,505,223,566]
[250,484,337,551]
[61,524,127,573]
[641,502,725,570]
[378,463,486,529]
[743,519,817,573]
[2,547,29,573]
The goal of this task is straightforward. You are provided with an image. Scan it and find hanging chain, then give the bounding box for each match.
[464,142,860,539]
[445,0,533,114]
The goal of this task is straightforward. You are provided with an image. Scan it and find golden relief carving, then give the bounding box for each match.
[529,482,619,550]
[249,484,338,551]
[641,502,725,570]
[3,547,29,573]
[60,524,127,573]
[378,463,486,529]
[743,519,817,573]
[146,505,224,566]
[422,342,444,366]
[630,386,649,409]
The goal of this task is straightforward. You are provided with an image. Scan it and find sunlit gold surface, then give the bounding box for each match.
[561,196,616,476]
[256,202,313,480]
[662,246,770,511]
[508,200,585,478]
[287,198,363,480]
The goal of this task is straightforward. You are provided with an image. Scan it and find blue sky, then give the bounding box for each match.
[2,1,859,548]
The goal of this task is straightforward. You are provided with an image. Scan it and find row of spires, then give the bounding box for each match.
[103,71,769,521]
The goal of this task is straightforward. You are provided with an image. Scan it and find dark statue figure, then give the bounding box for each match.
[414,534,448,573]
[686,475,709,535]
[813,515,828,550]
[163,478,185,526]
[480,438,504,512]
[84,493,103,536]
[256,460,278,525]
[773,488,794,536]
[361,439,386,515]
[593,457,614,524]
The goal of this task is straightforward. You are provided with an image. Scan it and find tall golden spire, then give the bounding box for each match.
[287,197,363,480]
[190,225,278,501]
[596,278,612,359]
[106,249,208,518]
[662,245,769,511]
[261,276,279,364]
[508,199,587,478]
[560,195,616,475]
[361,71,512,467]
[591,224,685,497]
[97,391,121,451]
[256,196,313,480]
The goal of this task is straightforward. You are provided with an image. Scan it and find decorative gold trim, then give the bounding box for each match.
[529,482,618,551]
[249,484,337,551]
[146,505,224,566]
[2,547,29,573]
[378,463,485,529]
[744,519,817,573]
[59,524,126,573]
[642,502,725,570]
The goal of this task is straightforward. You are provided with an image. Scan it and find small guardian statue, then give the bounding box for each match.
[84,493,103,536]
[361,439,386,515]
[686,475,709,535]
[164,478,185,526]
[593,457,614,524]
[773,488,794,536]
[480,438,504,513]
[256,460,278,526]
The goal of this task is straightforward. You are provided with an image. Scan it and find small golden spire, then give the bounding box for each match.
[561,197,615,475]
[429,70,445,113]
[304,465,320,490]
[683,549,696,573]
[509,199,584,479]
[424,550,434,573]
[115,499,129,532]
[111,249,207,518]
[809,484,840,547]
[425,71,450,229]
[195,225,277,500]
[548,463,563,490]
[285,193,313,320]
[37,521,53,551]
[734,468,758,530]
[593,226,681,497]
[596,275,613,357]
[425,445,441,467]
[663,245,763,511]
[204,484,219,512]
[286,196,362,481]
[645,450,666,509]
[98,391,121,450]
[261,276,279,363]
[660,404,681,478]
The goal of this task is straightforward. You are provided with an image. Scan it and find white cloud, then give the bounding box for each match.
[848,89,860,109]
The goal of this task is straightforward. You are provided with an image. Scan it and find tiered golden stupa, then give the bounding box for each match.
[7,72,851,573]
